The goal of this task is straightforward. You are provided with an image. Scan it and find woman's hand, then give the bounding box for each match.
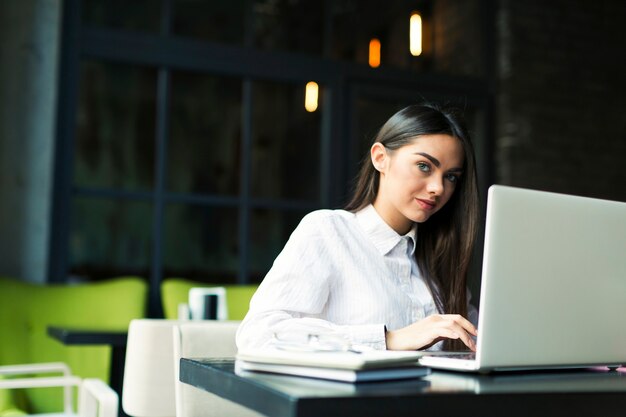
[385,314,478,351]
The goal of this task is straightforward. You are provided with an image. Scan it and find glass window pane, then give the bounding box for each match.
[69,198,153,280]
[331,1,378,66]
[75,61,157,190]
[252,0,324,56]
[330,1,416,69]
[168,71,242,196]
[173,0,246,45]
[162,204,239,284]
[82,0,161,33]
[251,80,322,201]
[249,208,307,282]
[330,0,485,77]
[354,97,408,163]
[176,0,326,56]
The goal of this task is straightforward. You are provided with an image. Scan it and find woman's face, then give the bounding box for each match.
[371,134,464,234]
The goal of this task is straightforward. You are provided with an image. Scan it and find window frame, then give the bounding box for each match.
[50,0,495,316]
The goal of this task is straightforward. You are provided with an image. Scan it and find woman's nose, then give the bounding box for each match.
[427,176,444,195]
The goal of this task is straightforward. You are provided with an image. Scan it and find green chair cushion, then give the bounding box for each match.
[0,276,147,413]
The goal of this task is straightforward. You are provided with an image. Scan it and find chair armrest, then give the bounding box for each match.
[81,379,119,417]
[0,363,76,413]
[0,362,71,377]
[0,375,81,389]
[0,375,118,417]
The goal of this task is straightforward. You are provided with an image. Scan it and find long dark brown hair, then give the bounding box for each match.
[345,103,479,351]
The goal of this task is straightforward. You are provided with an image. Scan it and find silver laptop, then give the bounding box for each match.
[419,185,626,372]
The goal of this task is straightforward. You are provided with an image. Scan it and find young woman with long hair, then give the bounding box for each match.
[237,102,480,352]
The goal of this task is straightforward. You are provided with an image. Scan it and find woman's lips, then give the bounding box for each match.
[416,198,436,210]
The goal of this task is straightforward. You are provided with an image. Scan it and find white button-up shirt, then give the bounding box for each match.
[236,204,473,351]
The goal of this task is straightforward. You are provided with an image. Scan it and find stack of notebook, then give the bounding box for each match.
[235,349,429,382]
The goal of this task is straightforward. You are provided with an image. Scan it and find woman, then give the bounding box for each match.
[236,103,480,352]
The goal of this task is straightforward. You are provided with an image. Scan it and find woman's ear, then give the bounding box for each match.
[371,142,388,173]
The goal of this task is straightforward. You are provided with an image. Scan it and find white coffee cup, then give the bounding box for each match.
[188,287,228,320]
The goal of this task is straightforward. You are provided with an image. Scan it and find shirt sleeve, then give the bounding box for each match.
[236,212,387,351]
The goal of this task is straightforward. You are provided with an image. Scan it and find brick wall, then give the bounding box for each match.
[433,0,485,77]
[496,0,626,202]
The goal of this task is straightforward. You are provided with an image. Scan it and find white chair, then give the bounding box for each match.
[0,362,118,417]
[122,319,262,417]
[122,320,178,417]
[172,322,263,417]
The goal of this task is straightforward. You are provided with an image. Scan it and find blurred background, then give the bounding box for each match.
[1,0,625,316]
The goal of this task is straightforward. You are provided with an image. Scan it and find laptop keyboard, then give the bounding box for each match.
[435,352,476,360]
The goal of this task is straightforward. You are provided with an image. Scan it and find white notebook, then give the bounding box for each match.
[236,348,425,370]
[235,359,430,382]
[236,348,430,382]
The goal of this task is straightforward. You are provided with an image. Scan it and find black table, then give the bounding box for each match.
[47,326,128,416]
[180,358,626,417]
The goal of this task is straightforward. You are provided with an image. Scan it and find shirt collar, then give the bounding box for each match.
[355,204,417,256]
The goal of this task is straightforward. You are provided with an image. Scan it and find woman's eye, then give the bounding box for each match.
[445,174,459,183]
[417,162,430,172]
